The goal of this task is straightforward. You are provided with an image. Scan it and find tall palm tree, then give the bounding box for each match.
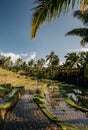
[65,52,80,69]
[46,51,59,68]
[66,9,88,46]
[46,51,59,78]
[64,52,81,84]
[31,0,88,39]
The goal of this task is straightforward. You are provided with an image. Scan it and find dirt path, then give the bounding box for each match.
[1,90,59,130]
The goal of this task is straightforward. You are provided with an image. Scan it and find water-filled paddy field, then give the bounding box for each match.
[46,84,88,129]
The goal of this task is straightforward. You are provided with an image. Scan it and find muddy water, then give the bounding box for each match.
[46,87,88,130]
[1,90,59,130]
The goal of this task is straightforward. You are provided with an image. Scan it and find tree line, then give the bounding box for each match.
[0,51,88,86]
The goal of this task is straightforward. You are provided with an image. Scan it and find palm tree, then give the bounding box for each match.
[64,52,88,84]
[65,52,80,69]
[28,59,35,68]
[4,56,12,68]
[79,51,88,82]
[15,58,23,68]
[64,52,81,84]
[46,51,59,68]
[36,58,45,78]
[31,0,88,39]
[46,51,59,79]
[37,58,45,69]
[0,56,12,68]
[0,56,6,67]
[66,9,88,46]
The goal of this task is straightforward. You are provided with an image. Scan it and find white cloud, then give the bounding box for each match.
[60,60,65,65]
[25,52,36,63]
[43,60,49,68]
[0,52,36,64]
[20,53,28,57]
[67,48,88,53]
[0,52,21,63]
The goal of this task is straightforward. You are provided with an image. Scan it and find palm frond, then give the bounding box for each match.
[66,28,88,46]
[31,0,77,39]
[66,28,88,37]
[80,0,88,13]
[73,10,88,26]
[80,37,88,46]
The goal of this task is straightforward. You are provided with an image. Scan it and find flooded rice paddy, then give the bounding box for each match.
[46,85,88,130]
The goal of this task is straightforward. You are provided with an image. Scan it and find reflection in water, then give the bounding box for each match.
[73,89,82,94]
[0,88,18,103]
[46,90,59,109]
[46,85,88,129]
[68,93,78,102]
[47,85,88,109]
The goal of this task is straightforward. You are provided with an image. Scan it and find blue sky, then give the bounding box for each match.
[0,0,88,64]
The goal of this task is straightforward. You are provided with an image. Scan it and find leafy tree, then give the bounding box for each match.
[14,58,24,71]
[0,56,6,67]
[15,58,23,67]
[79,51,88,82]
[28,59,35,68]
[4,56,12,68]
[37,58,45,69]
[63,51,88,84]
[0,56,12,68]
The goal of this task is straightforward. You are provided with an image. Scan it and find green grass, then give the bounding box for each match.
[0,67,40,89]
[0,86,24,109]
[0,86,24,121]
[58,82,88,113]
[0,84,12,97]
[65,97,88,112]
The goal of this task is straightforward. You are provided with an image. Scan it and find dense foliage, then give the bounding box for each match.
[0,51,88,86]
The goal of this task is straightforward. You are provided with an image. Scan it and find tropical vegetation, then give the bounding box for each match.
[0,51,88,86]
[31,0,88,39]
[66,8,88,46]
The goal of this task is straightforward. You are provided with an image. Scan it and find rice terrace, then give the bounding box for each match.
[0,0,88,130]
[0,65,88,130]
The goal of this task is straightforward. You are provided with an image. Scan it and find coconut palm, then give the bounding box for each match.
[46,51,59,68]
[65,52,81,69]
[66,9,88,46]
[31,0,88,39]
[46,51,59,79]
[64,52,81,84]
